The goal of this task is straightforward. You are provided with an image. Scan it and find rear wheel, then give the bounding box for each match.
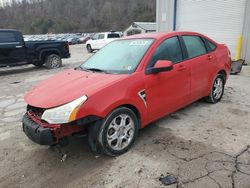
[97,107,139,156]
[87,44,93,53]
[205,74,225,103]
[44,54,62,69]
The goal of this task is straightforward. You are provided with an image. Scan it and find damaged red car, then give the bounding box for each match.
[22,32,231,156]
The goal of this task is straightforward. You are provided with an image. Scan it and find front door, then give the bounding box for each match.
[96,33,105,49]
[145,36,191,122]
[90,34,99,49]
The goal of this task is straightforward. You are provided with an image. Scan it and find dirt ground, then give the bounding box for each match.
[0,44,250,188]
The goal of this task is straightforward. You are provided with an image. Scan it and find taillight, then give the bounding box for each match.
[222,44,231,60]
[228,49,231,57]
[66,42,69,52]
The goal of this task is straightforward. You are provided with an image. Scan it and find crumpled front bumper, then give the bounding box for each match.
[22,112,100,146]
[22,113,54,145]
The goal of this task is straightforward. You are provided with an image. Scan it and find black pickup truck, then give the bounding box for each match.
[0,29,70,69]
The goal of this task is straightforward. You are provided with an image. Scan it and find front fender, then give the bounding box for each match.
[76,97,148,128]
[75,72,148,127]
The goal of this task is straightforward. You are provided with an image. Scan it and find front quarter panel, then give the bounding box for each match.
[75,72,148,127]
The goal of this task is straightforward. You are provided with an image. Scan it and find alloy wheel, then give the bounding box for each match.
[213,77,223,100]
[107,114,135,151]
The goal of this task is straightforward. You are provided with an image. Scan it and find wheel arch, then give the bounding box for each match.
[100,102,144,129]
[119,104,141,127]
[39,49,62,62]
[217,69,227,82]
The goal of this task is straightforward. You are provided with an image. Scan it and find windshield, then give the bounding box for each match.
[81,39,154,74]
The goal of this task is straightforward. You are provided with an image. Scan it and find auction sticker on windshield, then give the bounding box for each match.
[129,40,149,46]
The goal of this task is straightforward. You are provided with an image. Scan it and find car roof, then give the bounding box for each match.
[97,32,120,34]
[124,31,208,40]
[0,29,19,32]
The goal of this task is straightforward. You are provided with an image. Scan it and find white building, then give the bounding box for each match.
[156,0,250,63]
[124,22,156,36]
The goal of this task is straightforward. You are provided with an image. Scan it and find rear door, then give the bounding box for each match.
[0,31,25,66]
[146,36,191,121]
[180,35,217,101]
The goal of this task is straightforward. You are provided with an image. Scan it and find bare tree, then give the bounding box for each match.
[0,0,156,34]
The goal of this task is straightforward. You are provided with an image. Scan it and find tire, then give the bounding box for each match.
[44,54,62,69]
[87,44,93,53]
[97,107,139,156]
[205,74,225,103]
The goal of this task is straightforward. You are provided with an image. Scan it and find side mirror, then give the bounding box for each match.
[146,60,173,74]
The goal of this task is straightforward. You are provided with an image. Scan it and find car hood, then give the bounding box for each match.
[25,69,128,108]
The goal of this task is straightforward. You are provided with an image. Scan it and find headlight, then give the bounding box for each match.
[41,95,87,124]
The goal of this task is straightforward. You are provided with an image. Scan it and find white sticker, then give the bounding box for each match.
[129,41,148,46]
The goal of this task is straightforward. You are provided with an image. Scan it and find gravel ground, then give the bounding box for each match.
[0,44,250,188]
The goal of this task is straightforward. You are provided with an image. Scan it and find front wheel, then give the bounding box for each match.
[86,44,93,53]
[97,107,139,156]
[44,54,62,69]
[205,74,225,103]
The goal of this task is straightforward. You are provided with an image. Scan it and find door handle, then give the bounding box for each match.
[177,65,186,71]
[15,46,23,48]
[207,55,213,60]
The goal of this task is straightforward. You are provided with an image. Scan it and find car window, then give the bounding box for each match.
[98,34,105,39]
[0,32,17,43]
[148,37,183,67]
[107,33,120,38]
[204,38,217,52]
[182,36,207,58]
[92,34,99,40]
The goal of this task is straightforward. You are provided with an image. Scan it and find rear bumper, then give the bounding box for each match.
[63,53,71,58]
[22,113,54,145]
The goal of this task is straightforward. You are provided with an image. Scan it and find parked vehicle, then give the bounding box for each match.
[22,32,231,156]
[67,36,81,45]
[0,29,70,69]
[79,36,91,44]
[86,31,120,53]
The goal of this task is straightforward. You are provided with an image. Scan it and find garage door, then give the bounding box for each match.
[176,0,246,59]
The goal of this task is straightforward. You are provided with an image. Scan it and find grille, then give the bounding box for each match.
[27,105,45,118]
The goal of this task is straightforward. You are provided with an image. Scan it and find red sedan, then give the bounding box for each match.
[22,32,231,156]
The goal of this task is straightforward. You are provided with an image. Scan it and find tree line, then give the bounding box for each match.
[0,0,156,34]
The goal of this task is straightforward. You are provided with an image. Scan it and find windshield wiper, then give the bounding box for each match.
[75,66,86,71]
[85,68,110,74]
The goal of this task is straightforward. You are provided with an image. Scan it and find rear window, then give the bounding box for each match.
[107,33,120,38]
[0,32,17,43]
[206,39,217,51]
[182,36,207,58]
